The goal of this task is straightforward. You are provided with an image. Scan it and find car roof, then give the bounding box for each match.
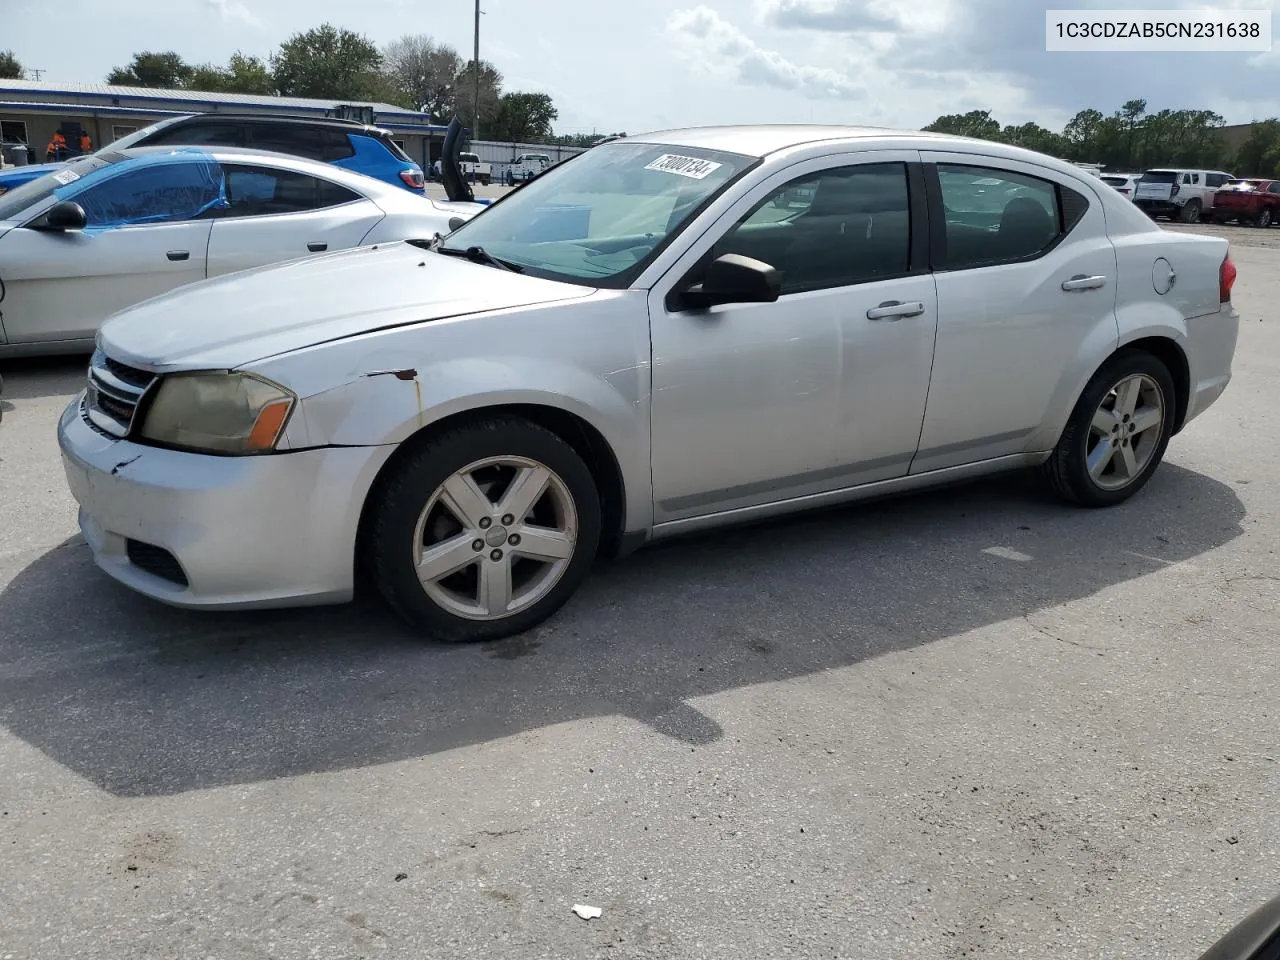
[119,145,398,193]
[161,112,377,132]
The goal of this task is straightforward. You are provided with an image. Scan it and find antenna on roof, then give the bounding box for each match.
[25,68,45,80]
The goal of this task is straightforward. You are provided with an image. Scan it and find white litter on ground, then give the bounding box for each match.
[983,546,1033,562]
[572,904,602,920]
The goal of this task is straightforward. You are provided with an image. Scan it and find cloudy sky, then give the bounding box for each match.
[6,0,1280,135]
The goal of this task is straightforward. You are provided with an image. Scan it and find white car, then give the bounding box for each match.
[0,146,480,356]
[1133,168,1234,223]
[1100,172,1141,200]
[58,125,1239,642]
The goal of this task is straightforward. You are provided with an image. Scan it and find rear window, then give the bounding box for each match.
[1101,176,1127,186]
[1140,171,1179,183]
[378,135,413,162]
[1223,179,1265,190]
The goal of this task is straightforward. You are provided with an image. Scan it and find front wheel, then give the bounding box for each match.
[1041,350,1176,507]
[367,418,602,642]
[1258,208,1273,228]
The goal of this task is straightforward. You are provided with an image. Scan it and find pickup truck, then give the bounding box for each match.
[508,153,551,182]
[458,151,491,185]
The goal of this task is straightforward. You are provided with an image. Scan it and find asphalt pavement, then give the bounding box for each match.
[0,222,1277,959]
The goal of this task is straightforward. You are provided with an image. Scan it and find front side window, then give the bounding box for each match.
[440,141,754,287]
[710,162,912,294]
[213,165,360,218]
[66,158,224,227]
[935,164,1086,270]
[146,122,243,148]
[1268,182,1280,195]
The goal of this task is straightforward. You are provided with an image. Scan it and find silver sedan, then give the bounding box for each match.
[0,146,477,356]
[57,125,1240,642]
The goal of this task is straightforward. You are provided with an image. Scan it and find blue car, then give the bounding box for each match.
[0,113,427,196]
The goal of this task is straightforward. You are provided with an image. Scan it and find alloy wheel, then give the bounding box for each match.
[412,456,579,621]
[1084,374,1165,491]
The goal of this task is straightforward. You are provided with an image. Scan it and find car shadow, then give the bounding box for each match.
[0,354,90,401]
[0,464,1245,798]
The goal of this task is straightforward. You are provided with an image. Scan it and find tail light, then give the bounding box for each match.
[1220,251,1237,303]
[1171,181,1181,197]
[399,168,425,190]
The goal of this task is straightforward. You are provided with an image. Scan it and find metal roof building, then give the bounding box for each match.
[0,79,449,168]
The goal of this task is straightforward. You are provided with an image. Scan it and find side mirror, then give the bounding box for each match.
[1196,892,1280,960]
[37,200,87,232]
[447,216,466,232]
[680,253,781,310]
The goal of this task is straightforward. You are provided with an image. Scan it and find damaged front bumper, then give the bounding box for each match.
[57,393,395,610]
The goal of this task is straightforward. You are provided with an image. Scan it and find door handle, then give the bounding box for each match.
[866,300,925,321]
[1061,274,1107,291]
[166,250,189,261]
[307,242,328,252]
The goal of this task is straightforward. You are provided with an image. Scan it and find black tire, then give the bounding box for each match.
[1258,209,1272,228]
[1041,349,1177,508]
[1179,199,1201,223]
[367,418,603,642]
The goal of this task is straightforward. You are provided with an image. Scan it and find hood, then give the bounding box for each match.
[98,241,595,371]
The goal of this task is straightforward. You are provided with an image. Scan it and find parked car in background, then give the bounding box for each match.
[1100,172,1141,199]
[0,146,479,356]
[1209,177,1280,226]
[0,113,429,195]
[58,125,1238,642]
[508,153,551,182]
[457,152,492,185]
[1133,168,1234,222]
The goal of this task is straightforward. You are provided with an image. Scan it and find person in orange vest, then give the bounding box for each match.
[78,132,92,154]
[45,131,67,161]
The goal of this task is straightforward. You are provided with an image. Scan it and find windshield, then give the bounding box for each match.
[0,153,119,220]
[1140,171,1179,183]
[442,141,754,287]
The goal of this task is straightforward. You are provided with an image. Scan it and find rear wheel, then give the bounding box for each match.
[1041,350,1176,507]
[367,419,602,642]
[1179,199,1202,223]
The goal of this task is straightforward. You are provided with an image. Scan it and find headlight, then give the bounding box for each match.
[139,372,295,455]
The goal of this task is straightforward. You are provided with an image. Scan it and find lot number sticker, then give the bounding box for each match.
[644,154,724,180]
[52,168,81,185]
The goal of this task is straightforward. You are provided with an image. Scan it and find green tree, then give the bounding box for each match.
[1235,118,1280,176]
[1062,108,1104,159]
[488,92,558,142]
[0,49,22,80]
[923,110,1003,141]
[1117,98,1147,169]
[107,51,194,88]
[1001,122,1068,156]
[452,60,503,135]
[187,52,275,95]
[382,34,464,121]
[271,24,384,100]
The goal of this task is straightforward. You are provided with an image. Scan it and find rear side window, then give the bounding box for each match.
[1206,173,1230,187]
[378,135,413,162]
[244,125,355,162]
[214,164,362,217]
[934,164,1089,270]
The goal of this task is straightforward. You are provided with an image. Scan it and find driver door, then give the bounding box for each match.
[646,151,939,526]
[0,160,216,344]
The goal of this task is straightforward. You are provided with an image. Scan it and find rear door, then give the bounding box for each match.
[0,158,217,344]
[912,154,1118,473]
[204,164,385,276]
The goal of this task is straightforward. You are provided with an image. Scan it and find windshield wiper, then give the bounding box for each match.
[435,244,523,273]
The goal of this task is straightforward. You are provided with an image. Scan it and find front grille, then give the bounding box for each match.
[82,349,157,438]
[125,539,189,587]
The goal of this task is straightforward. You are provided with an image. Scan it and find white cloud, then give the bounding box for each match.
[666,6,862,100]
[204,0,263,29]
